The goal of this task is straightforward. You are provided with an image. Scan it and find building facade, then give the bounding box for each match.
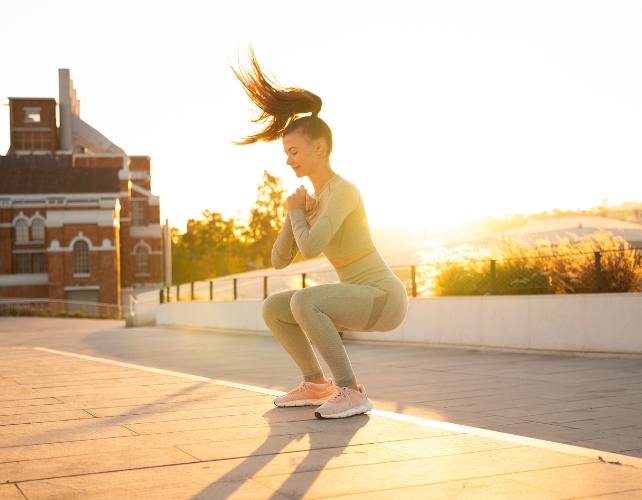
[0,69,163,306]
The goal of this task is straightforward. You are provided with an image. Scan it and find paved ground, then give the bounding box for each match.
[2,343,642,499]
[1,318,641,459]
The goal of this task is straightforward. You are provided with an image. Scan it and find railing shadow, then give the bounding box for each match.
[191,407,370,500]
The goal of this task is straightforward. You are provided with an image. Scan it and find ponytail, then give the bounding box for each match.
[232,47,333,154]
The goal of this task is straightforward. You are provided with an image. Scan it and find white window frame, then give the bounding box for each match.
[32,252,46,273]
[135,245,150,276]
[23,107,41,123]
[31,218,45,241]
[15,254,30,274]
[131,199,147,227]
[73,240,90,276]
[15,219,29,243]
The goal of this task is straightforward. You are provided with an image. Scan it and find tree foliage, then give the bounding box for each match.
[420,230,642,296]
[245,171,286,268]
[171,171,287,285]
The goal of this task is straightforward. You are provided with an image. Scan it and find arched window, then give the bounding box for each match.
[15,220,29,243]
[73,241,90,275]
[31,219,45,241]
[135,245,149,275]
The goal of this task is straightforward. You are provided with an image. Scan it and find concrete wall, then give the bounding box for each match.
[156,294,642,355]
[157,300,269,335]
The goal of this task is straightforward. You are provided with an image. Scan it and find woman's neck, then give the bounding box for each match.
[308,164,336,193]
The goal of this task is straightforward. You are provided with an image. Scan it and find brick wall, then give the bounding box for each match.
[45,222,120,305]
[74,156,124,168]
[0,285,48,299]
[8,99,58,154]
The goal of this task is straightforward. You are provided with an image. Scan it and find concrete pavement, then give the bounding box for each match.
[2,344,642,499]
[1,318,642,458]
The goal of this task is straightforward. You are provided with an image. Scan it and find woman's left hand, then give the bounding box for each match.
[286,185,308,212]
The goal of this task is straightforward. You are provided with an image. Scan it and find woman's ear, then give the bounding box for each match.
[315,139,326,157]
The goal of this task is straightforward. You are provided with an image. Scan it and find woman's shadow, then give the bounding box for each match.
[191,407,370,499]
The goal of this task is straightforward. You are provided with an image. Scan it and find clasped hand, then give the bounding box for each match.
[286,185,317,217]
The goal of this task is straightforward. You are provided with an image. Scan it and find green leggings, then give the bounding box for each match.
[261,252,408,387]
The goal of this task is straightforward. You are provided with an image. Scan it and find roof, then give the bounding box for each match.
[0,166,120,195]
[7,97,57,101]
[506,216,642,234]
[503,216,642,243]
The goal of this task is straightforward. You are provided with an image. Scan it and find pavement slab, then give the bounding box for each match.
[1,345,642,499]
[0,483,26,500]
[2,318,642,499]
[3,317,640,457]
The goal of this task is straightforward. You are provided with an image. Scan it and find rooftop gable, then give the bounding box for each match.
[0,166,120,195]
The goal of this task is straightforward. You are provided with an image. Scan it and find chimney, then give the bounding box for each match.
[58,69,72,152]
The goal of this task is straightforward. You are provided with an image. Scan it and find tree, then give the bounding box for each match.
[245,170,286,269]
[171,211,248,284]
[170,171,287,284]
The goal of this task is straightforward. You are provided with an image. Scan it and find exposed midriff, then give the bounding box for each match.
[329,246,377,270]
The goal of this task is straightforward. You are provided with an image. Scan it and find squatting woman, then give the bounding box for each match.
[233,50,408,419]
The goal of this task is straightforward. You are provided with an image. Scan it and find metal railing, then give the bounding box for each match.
[159,265,426,303]
[421,248,642,296]
[158,248,642,303]
[0,299,128,319]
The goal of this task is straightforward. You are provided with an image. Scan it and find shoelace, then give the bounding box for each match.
[327,387,351,403]
[292,382,314,394]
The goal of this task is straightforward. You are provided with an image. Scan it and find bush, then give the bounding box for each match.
[552,231,642,293]
[419,230,642,296]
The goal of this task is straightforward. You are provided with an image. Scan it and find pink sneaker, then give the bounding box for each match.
[274,379,336,407]
[315,385,374,419]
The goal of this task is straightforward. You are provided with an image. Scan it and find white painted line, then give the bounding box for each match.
[33,347,642,469]
[33,347,284,397]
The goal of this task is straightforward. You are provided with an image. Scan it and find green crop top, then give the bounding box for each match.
[271,175,375,269]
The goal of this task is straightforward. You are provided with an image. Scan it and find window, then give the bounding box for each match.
[31,219,45,241]
[15,220,29,243]
[16,254,30,274]
[14,131,51,151]
[135,246,149,275]
[73,241,90,275]
[24,107,41,123]
[32,253,46,273]
[131,200,146,226]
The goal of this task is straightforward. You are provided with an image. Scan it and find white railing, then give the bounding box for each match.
[0,298,128,319]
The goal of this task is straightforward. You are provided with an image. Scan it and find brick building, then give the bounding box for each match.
[0,69,163,306]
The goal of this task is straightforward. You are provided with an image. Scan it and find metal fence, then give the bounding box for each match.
[159,265,417,303]
[420,248,642,296]
[158,248,642,303]
[0,299,128,319]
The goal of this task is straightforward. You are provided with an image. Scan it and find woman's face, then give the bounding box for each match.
[283,130,323,179]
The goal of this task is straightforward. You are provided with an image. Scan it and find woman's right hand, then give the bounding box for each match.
[304,192,317,217]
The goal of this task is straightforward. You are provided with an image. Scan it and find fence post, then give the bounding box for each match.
[176,284,180,302]
[410,266,417,298]
[595,252,603,293]
[490,260,498,295]
[264,276,268,299]
[159,289,164,304]
[209,281,213,301]
[302,273,307,289]
[233,279,238,300]
[190,282,195,301]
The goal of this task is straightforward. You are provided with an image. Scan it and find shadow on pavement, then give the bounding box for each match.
[192,407,369,500]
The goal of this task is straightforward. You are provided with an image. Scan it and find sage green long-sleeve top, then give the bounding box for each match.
[271,175,375,269]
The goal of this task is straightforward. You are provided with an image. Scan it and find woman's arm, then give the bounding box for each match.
[288,181,360,259]
[271,213,299,269]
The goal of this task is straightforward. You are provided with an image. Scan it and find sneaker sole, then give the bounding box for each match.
[314,399,374,419]
[274,399,329,407]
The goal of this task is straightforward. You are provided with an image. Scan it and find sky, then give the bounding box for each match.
[1,1,641,231]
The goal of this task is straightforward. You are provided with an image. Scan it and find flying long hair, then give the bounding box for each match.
[232,47,333,154]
